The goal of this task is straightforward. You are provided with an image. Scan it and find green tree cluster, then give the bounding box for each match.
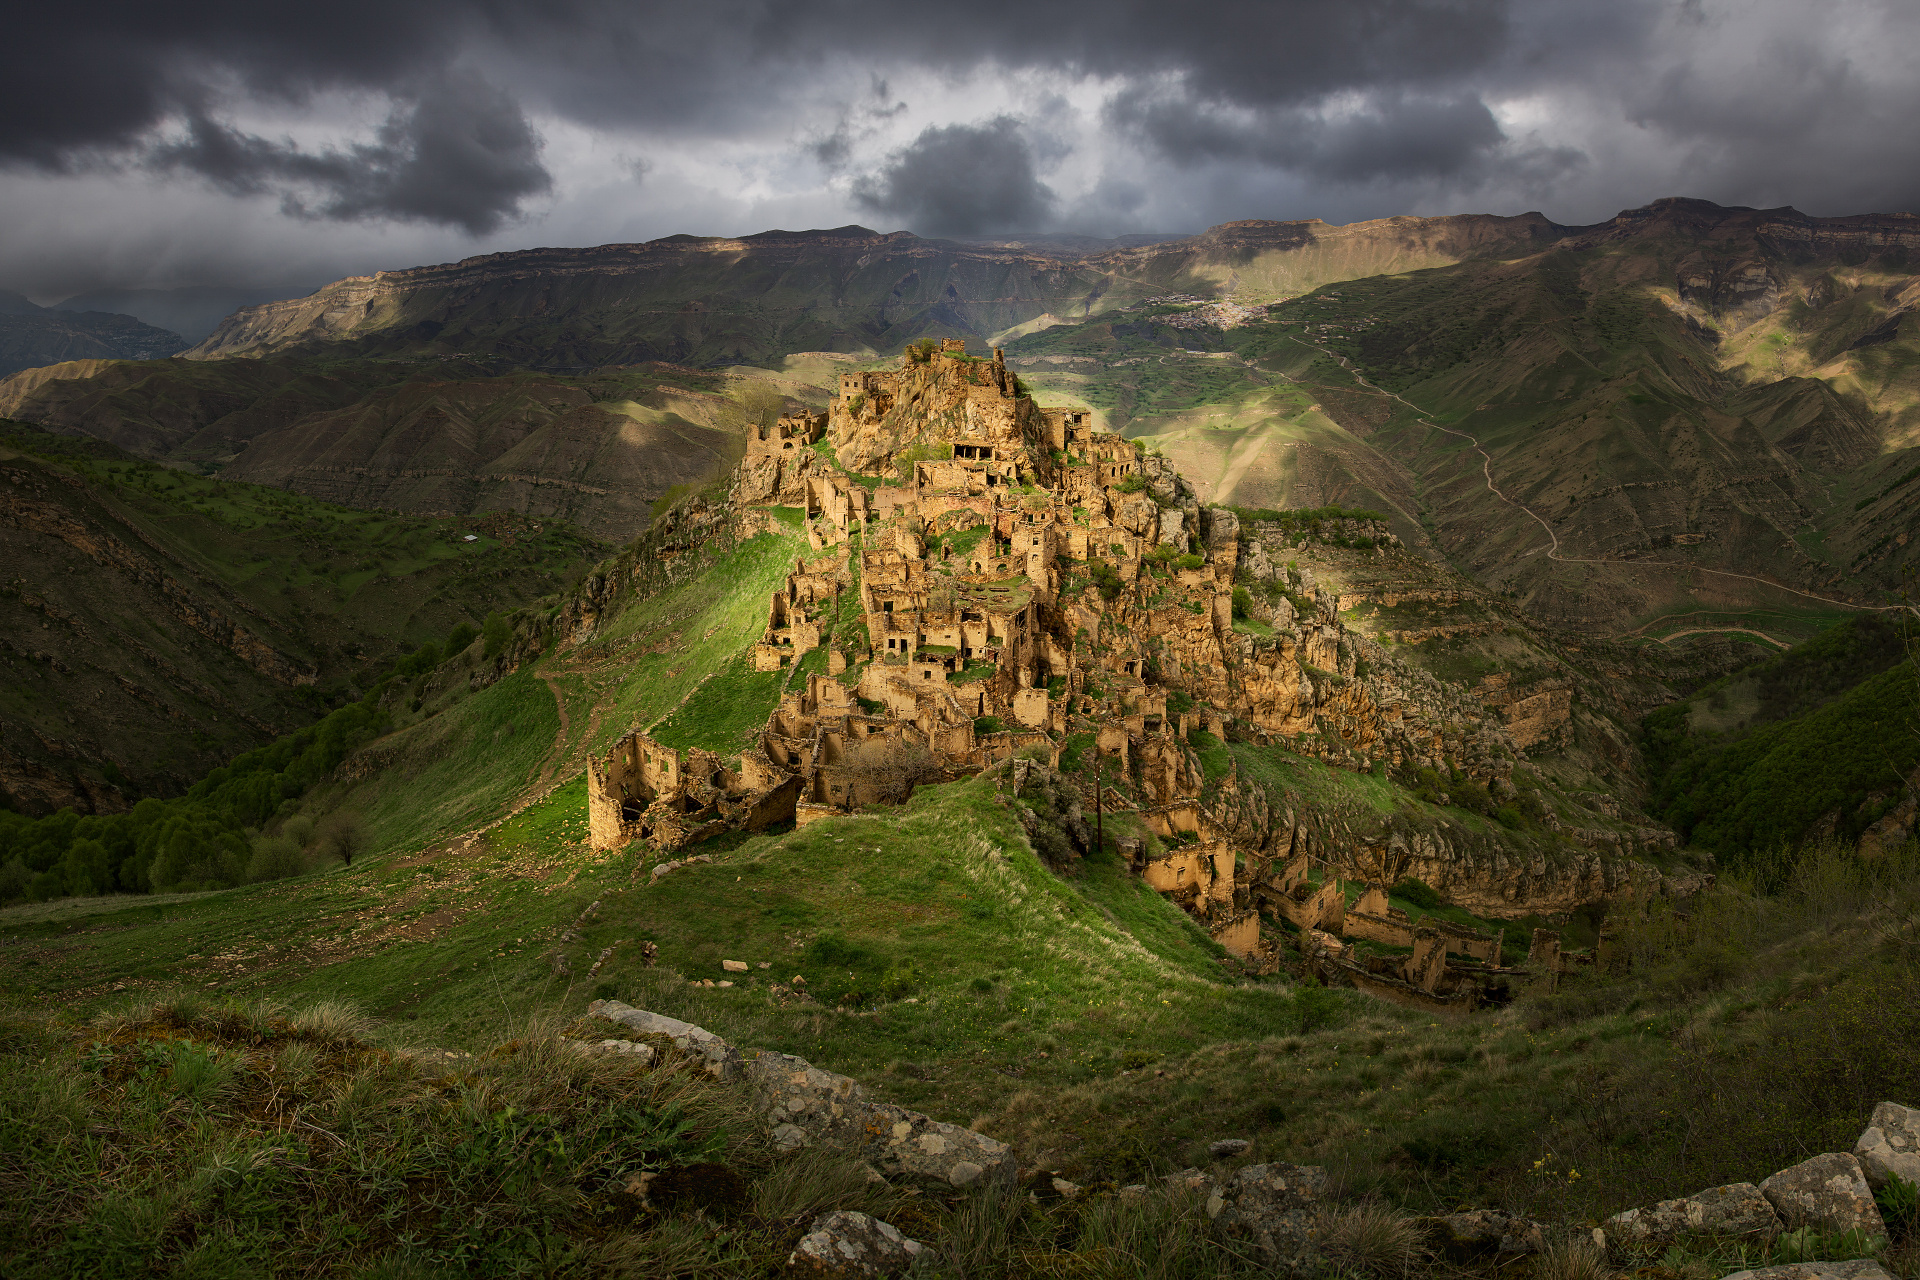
[0,622,481,904]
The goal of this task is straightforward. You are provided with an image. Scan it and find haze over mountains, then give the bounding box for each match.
[2,196,1914,636]
[0,291,187,378]
[52,285,315,344]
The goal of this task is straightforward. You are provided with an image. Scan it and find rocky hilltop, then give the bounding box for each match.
[573,337,1711,1010]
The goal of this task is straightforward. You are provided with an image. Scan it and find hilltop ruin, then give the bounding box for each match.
[584,337,1662,1007]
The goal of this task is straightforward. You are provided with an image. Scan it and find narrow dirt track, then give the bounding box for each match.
[1304,342,1916,626]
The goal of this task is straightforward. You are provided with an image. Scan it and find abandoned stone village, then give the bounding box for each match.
[582,338,1663,1012]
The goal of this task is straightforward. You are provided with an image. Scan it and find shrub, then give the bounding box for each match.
[1389,877,1442,910]
[482,611,513,659]
[246,834,308,883]
[1289,983,1343,1033]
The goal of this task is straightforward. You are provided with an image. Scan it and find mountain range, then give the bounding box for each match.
[0,291,186,378]
[1,198,1915,637]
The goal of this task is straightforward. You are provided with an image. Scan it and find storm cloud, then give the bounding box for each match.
[3,0,1918,299]
[147,72,550,235]
[851,118,1055,236]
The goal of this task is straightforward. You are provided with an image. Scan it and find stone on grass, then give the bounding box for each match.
[1718,1262,1892,1280]
[1601,1183,1781,1249]
[587,1000,1017,1190]
[1854,1102,1920,1190]
[1209,1139,1251,1160]
[1759,1153,1886,1236]
[591,1039,656,1063]
[723,959,749,973]
[1202,1162,1327,1264]
[788,1210,924,1277]
[1436,1208,1547,1258]
[588,1000,740,1078]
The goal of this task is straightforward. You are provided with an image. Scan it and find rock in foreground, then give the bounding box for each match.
[788,1210,925,1277]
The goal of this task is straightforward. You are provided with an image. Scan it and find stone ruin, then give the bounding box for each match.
[585,337,1633,996]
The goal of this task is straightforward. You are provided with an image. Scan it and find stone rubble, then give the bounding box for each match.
[1720,1264,1892,1280]
[1437,1208,1548,1257]
[1596,1106,1915,1262]
[1601,1182,1782,1247]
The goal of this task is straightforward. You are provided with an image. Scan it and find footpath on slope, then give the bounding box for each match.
[1304,342,1918,629]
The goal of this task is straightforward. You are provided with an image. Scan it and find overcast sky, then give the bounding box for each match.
[6,0,1919,301]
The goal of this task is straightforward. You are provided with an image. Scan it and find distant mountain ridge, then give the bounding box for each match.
[54,285,314,343]
[4,197,1917,635]
[185,213,1568,366]
[0,291,184,377]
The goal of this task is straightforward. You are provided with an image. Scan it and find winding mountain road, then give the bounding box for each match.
[1304,342,1916,627]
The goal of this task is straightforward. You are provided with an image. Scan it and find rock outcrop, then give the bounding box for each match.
[1855,1100,1920,1190]
[1759,1153,1886,1238]
[586,999,1017,1189]
[1601,1183,1782,1247]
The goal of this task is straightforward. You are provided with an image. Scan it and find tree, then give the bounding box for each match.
[483,612,513,659]
[319,812,368,867]
[843,737,939,808]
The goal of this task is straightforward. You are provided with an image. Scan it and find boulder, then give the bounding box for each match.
[588,1000,740,1078]
[586,1000,1017,1190]
[1436,1208,1547,1258]
[1202,1162,1327,1263]
[1854,1101,1920,1190]
[1718,1263,1891,1280]
[747,1048,1016,1188]
[788,1210,925,1276]
[1601,1183,1782,1249]
[1759,1153,1886,1236]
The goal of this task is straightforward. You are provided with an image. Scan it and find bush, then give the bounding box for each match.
[482,611,513,659]
[444,620,479,658]
[1389,877,1442,910]
[1289,983,1343,1033]
[246,834,309,883]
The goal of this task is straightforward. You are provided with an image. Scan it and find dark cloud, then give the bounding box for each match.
[5,0,1920,299]
[851,118,1056,235]
[1109,89,1504,182]
[0,2,472,167]
[148,71,550,234]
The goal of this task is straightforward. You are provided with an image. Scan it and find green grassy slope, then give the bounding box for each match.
[0,424,601,810]
[1643,614,1920,868]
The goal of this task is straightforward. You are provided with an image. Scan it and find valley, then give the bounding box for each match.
[0,200,1915,1277]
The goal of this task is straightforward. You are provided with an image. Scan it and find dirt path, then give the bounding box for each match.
[1654,627,1790,648]
[529,672,574,797]
[1305,342,1917,625]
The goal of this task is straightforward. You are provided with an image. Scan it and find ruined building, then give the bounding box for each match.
[585,337,1625,988]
